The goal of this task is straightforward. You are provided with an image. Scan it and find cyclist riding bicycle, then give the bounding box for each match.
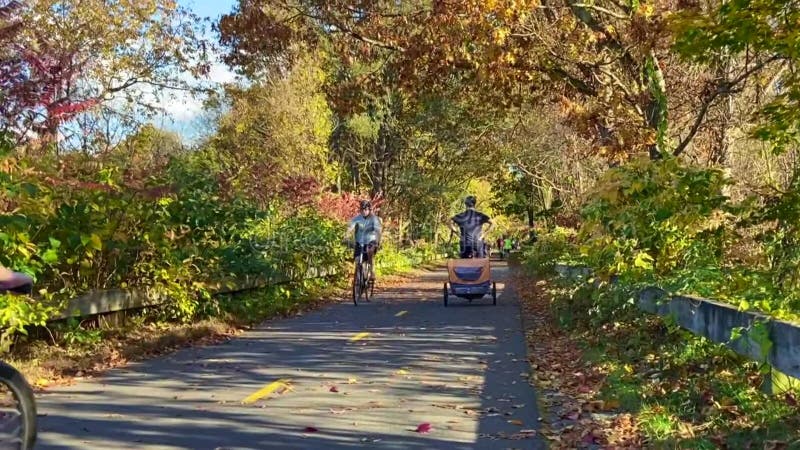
[0,266,33,294]
[0,265,38,449]
[345,200,383,281]
[449,195,493,258]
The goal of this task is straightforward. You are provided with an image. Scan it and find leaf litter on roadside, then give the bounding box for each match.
[512,269,643,448]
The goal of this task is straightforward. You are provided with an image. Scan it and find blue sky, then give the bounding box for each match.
[154,0,239,141]
[180,0,237,20]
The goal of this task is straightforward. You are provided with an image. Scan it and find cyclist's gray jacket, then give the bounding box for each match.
[349,214,382,246]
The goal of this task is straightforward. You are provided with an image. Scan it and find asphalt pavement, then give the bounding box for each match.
[36,260,545,449]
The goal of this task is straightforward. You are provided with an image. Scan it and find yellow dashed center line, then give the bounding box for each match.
[242,379,290,404]
[349,331,370,342]
[395,310,408,317]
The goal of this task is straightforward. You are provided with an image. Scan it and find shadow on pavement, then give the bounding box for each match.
[37,261,544,449]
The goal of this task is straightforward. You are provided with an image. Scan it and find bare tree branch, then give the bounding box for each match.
[571,3,629,20]
[674,55,783,157]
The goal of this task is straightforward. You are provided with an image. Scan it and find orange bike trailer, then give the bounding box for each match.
[444,257,496,306]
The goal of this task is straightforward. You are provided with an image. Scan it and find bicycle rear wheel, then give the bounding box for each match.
[352,263,362,306]
[0,361,36,450]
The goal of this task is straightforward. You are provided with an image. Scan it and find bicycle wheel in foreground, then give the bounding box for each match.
[0,361,36,450]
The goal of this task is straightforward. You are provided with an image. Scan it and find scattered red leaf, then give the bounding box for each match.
[415,423,432,433]
[329,386,339,393]
[304,426,319,433]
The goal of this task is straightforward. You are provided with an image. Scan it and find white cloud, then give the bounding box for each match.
[153,60,238,123]
[206,61,238,85]
[159,92,206,122]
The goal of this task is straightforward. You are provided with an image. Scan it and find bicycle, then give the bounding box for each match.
[0,282,38,450]
[351,242,376,306]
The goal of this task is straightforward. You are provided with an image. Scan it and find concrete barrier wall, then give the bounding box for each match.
[52,265,340,321]
[554,264,800,380]
[51,253,441,322]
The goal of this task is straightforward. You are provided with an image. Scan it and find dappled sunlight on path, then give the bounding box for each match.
[37,261,543,449]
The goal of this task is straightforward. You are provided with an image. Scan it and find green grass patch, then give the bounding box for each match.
[639,405,677,440]
[541,274,800,447]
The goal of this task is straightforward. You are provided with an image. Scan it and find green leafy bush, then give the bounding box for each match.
[579,156,730,283]
[522,226,579,275]
[525,156,800,321]
[376,240,446,276]
[0,143,360,342]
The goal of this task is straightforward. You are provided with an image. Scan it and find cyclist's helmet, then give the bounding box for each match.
[465,195,477,207]
[360,200,372,210]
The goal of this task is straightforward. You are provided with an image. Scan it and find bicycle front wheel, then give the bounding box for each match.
[352,263,362,306]
[362,262,373,302]
[0,361,36,450]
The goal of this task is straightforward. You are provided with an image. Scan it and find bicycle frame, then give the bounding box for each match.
[352,241,375,305]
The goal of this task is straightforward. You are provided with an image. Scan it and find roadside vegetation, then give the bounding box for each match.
[5,1,800,444]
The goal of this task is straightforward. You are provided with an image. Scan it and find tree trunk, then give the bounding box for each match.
[645,52,668,160]
[371,123,387,197]
[709,54,733,166]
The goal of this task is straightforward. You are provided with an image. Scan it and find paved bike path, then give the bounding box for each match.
[36,261,545,449]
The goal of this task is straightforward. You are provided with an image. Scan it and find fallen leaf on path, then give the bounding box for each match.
[508,419,524,426]
[303,427,318,433]
[582,433,598,444]
[415,423,432,433]
[347,378,358,384]
[329,386,339,393]
[588,400,605,411]
[764,440,788,450]
[510,431,538,439]
[603,399,621,410]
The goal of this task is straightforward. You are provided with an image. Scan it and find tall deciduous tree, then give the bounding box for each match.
[1,0,208,150]
[209,47,335,205]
